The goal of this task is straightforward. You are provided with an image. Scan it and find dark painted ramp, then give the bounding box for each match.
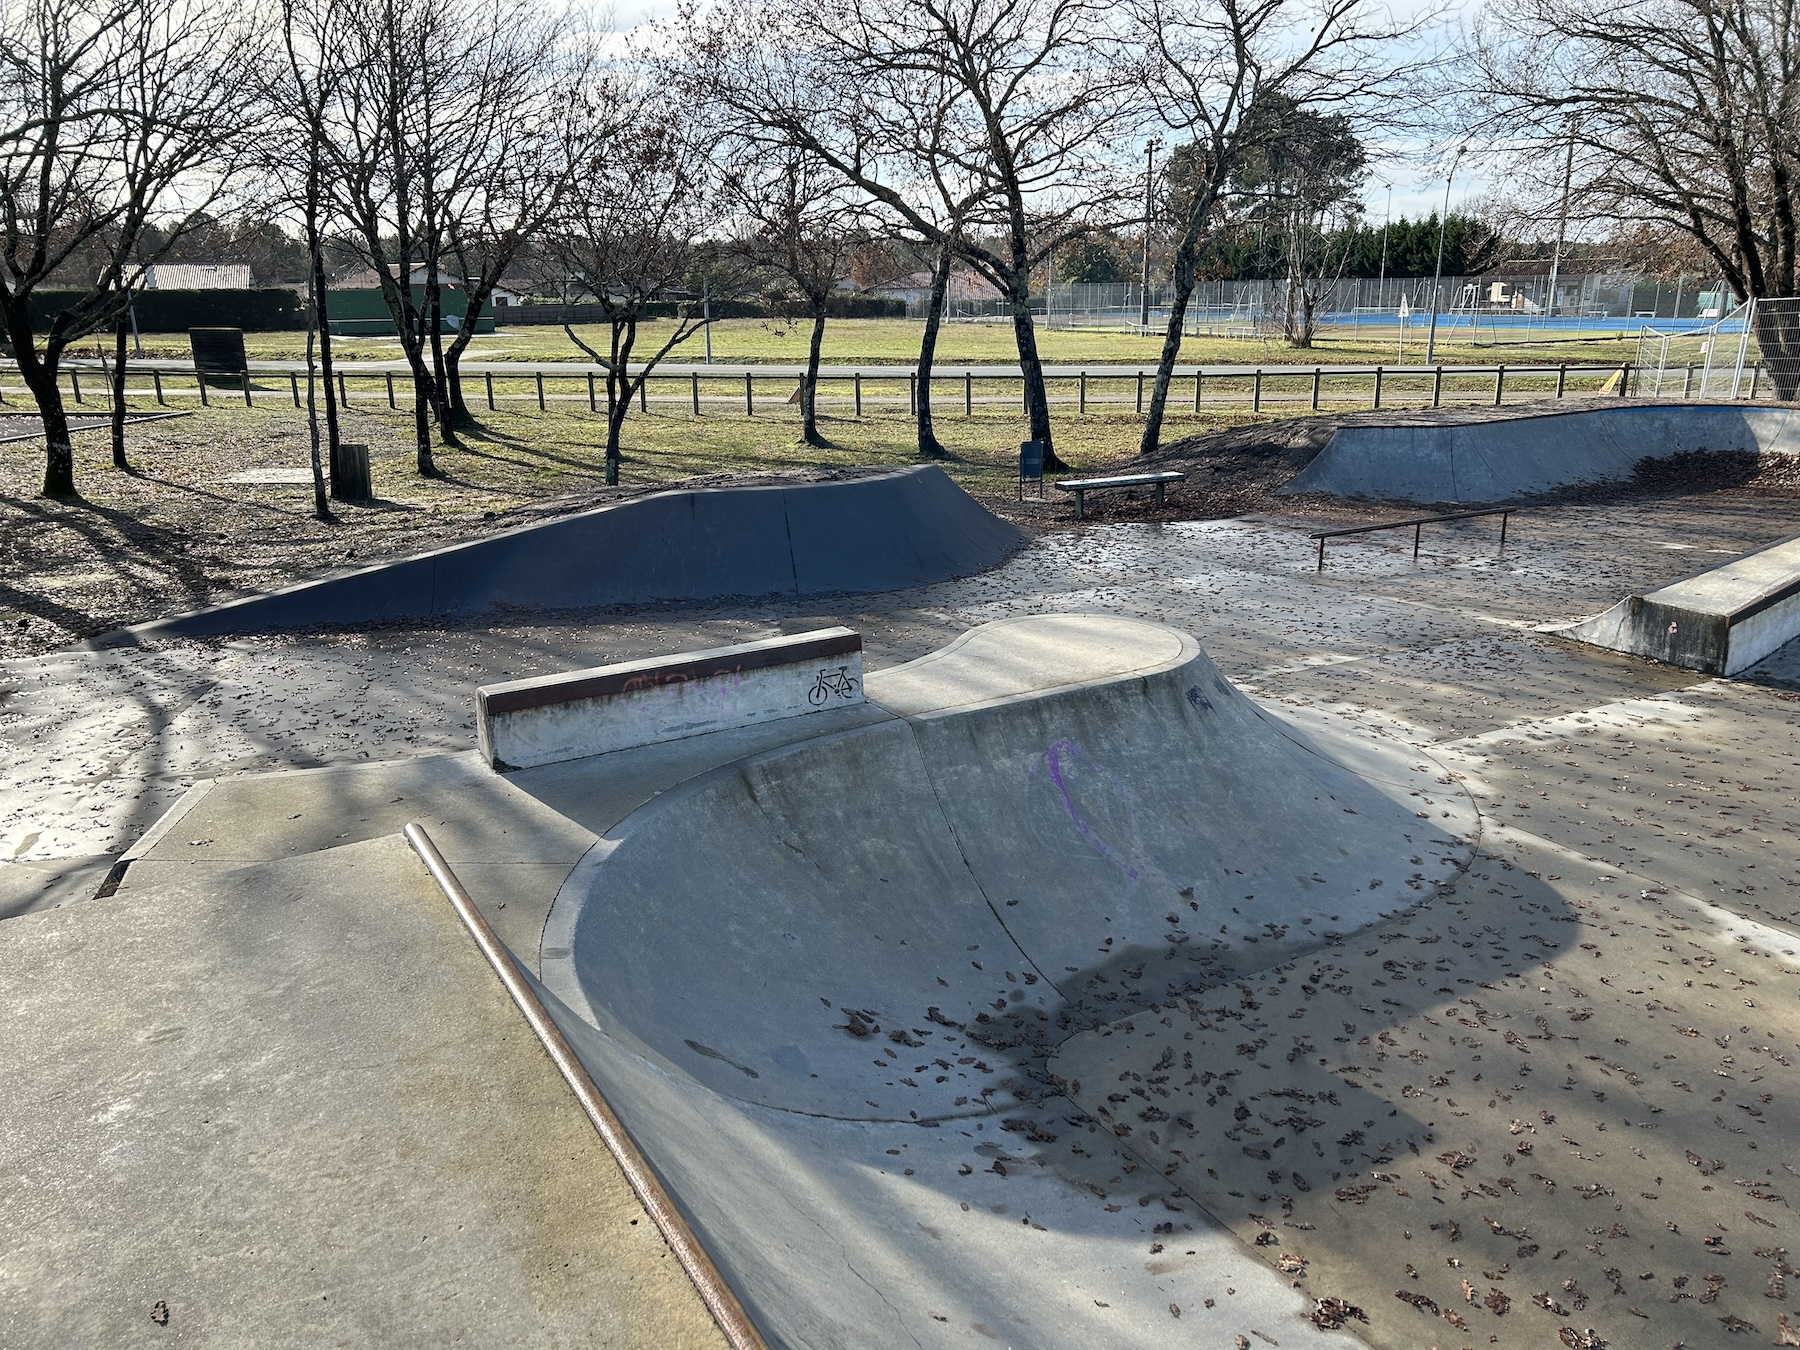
[1281,403,1800,505]
[112,466,1026,641]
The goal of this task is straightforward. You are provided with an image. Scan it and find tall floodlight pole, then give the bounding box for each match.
[1139,138,1160,330]
[1377,181,1392,308]
[1547,120,1576,319]
[1425,147,1467,365]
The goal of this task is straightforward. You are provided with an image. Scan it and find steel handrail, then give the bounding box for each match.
[402,823,766,1350]
[1310,508,1512,571]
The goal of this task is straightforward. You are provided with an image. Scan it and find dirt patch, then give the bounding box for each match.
[979,400,1637,531]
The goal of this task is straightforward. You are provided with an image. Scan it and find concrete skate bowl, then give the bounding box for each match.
[530,614,1500,1346]
[107,466,1025,642]
[1280,403,1800,506]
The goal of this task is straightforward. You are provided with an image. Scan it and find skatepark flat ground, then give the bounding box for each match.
[7,487,1800,1346]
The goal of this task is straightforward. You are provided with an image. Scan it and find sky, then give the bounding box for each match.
[611,0,1497,227]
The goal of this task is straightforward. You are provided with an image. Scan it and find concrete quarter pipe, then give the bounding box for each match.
[1281,404,1800,505]
[529,614,1479,1345]
[106,466,1026,642]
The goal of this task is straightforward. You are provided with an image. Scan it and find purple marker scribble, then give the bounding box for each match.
[1043,737,1141,879]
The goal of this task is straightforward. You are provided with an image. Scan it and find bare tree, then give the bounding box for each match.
[724,147,866,445]
[1132,0,1419,453]
[698,0,1135,470]
[328,0,571,471]
[1465,0,1800,393]
[1242,96,1367,346]
[436,10,598,426]
[0,0,262,497]
[274,0,352,509]
[551,108,718,484]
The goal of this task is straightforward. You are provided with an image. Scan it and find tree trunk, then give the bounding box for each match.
[426,279,458,446]
[311,247,346,497]
[411,364,435,476]
[111,306,130,470]
[1141,243,1202,456]
[17,343,76,498]
[445,343,469,422]
[1007,277,1063,471]
[1754,302,1800,400]
[915,246,951,459]
[603,316,636,486]
[304,317,329,521]
[5,302,78,497]
[802,307,827,446]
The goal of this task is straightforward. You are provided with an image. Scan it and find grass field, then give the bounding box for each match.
[75,316,1657,370]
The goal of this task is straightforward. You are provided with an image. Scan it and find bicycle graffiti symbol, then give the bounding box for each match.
[807,665,860,707]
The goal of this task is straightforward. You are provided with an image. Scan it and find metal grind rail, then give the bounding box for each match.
[1311,508,1512,572]
[402,823,767,1350]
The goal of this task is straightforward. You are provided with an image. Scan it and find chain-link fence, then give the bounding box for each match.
[925,272,1736,338]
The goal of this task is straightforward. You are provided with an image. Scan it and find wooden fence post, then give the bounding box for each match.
[535,371,545,411]
[385,371,395,408]
[1431,366,1443,407]
[1372,366,1383,409]
[1311,367,1321,411]
[746,372,754,415]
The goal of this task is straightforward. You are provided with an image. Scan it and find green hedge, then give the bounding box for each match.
[28,288,304,334]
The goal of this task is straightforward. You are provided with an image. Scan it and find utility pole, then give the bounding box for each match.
[1425,146,1467,365]
[1138,138,1160,331]
[1546,119,1576,319]
[1377,181,1392,310]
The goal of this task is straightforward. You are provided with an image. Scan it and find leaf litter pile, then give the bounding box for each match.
[1053,842,1800,1348]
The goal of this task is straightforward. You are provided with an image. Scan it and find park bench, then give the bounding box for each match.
[1054,470,1186,519]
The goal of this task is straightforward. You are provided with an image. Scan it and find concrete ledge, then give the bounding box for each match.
[478,629,864,770]
[1551,530,1800,675]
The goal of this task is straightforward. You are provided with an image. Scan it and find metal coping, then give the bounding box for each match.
[1728,571,1800,626]
[403,824,767,1350]
[1644,530,1800,627]
[480,629,862,717]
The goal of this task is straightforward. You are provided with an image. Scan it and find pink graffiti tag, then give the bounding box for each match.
[1043,737,1141,879]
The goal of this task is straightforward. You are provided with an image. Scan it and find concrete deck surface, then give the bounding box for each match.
[0,833,723,1348]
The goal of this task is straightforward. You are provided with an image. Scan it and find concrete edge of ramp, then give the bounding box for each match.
[91,466,1027,644]
[1547,528,1800,675]
[1279,402,1798,505]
